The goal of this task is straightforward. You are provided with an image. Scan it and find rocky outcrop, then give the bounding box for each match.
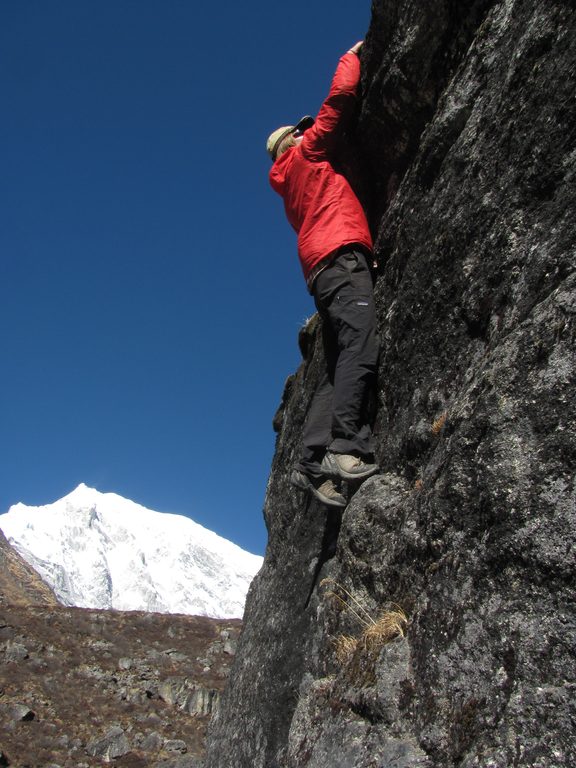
[205,1,576,767]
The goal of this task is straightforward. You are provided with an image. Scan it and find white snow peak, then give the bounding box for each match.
[0,484,262,618]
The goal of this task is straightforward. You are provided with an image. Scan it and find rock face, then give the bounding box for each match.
[205,2,576,767]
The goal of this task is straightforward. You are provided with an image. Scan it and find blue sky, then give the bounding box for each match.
[0,1,372,556]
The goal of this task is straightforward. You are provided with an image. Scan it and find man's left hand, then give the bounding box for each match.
[348,41,363,55]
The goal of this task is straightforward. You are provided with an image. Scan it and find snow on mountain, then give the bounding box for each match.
[0,484,262,618]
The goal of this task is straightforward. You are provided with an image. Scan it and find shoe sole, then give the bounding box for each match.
[292,471,346,508]
[309,486,347,508]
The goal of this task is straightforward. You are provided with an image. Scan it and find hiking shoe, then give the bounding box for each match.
[321,452,379,481]
[290,469,347,508]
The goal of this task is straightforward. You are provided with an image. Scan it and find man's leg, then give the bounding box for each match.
[293,314,347,507]
[296,313,339,477]
[313,250,379,474]
[296,373,333,478]
[292,374,346,506]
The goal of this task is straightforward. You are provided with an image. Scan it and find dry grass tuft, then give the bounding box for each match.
[321,580,408,665]
[320,578,375,629]
[332,635,358,664]
[361,608,408,651]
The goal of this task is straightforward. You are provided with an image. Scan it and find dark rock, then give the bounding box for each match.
[205,1,576,766]
[219,629,237,656]
[139,730,164,752]
[86,726,130,760]
[164,739,188,754]
[159,678,219,716]
[8,704,35,722]
[3,642,29,662]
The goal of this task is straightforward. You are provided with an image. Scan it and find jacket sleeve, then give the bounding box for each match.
[301,52,361,161]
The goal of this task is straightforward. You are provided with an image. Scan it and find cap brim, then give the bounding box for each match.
[269,116,315,160]
[293,115,315,134]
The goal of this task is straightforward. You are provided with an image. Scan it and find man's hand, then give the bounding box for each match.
[348,41,363,55]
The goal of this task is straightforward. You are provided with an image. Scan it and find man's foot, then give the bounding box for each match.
[290,469,347,508]
[321,452,379,481]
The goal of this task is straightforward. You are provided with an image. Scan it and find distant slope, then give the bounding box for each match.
[0,603,240,766]
[0,528,58,607]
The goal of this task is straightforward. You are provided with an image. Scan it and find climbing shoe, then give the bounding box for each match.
[321,452,379,481]
[290,469,347,508]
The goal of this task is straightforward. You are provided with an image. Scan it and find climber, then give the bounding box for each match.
[266,41,379,509]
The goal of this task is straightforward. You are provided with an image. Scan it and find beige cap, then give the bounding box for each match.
[266,115,315,160]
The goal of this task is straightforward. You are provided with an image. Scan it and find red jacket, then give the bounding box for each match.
[269,52,373,290]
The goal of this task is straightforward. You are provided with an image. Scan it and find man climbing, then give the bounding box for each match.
[266,41,379,509]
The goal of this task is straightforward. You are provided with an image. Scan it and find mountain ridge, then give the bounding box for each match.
[0,483,262,618]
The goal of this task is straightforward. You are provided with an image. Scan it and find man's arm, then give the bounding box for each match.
[302,43,363,160]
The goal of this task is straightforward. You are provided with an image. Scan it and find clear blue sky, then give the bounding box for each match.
[0,1,372,556]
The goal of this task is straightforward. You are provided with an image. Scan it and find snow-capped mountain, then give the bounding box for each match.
[0,484,262,618]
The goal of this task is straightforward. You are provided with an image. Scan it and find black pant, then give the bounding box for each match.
[297,249,379,478]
